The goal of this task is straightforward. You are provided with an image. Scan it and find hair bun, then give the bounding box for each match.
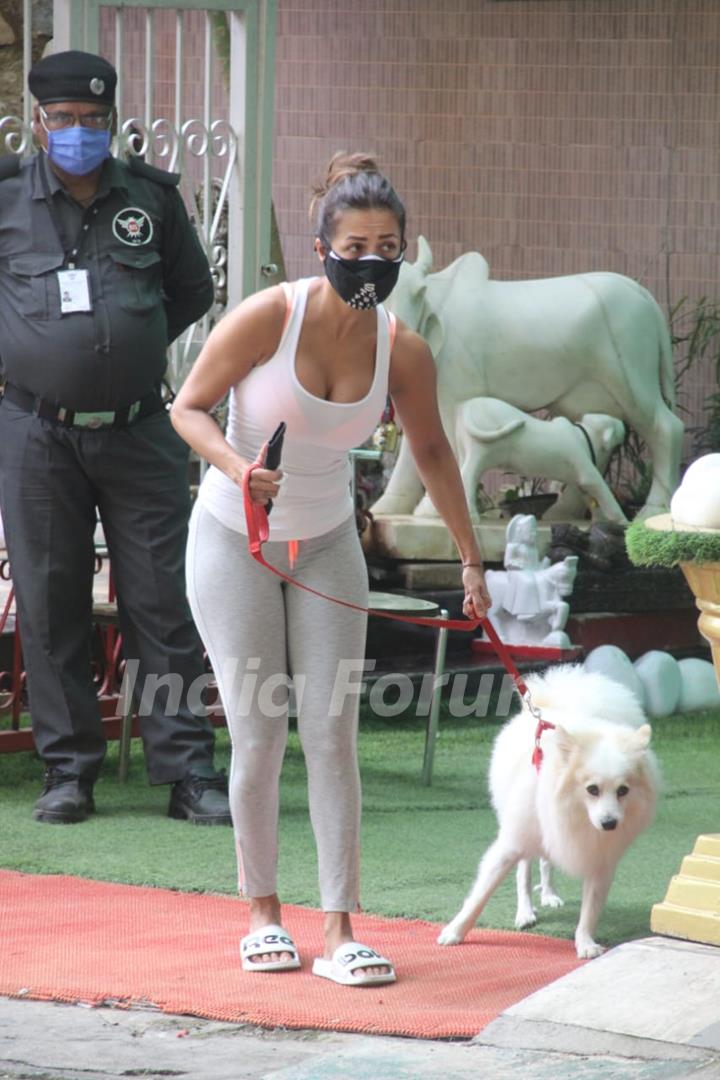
[324,151,380,190]
[308,151,406,246]
[309,151,380,221]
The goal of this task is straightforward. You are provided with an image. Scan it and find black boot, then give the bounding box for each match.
[167,768,232,825]
[33,767,95,824]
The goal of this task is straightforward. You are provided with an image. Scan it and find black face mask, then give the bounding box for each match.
[323,250,403,310]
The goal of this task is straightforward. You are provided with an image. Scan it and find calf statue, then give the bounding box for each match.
[457,401,627,523]
[375,239,682,520]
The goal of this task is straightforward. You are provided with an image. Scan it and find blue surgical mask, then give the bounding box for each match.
[46,127,111,176]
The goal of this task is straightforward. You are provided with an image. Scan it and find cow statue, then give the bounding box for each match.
[374,238,683,520]
[457,400,627,523]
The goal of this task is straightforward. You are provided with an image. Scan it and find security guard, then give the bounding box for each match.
[0,50,231,825]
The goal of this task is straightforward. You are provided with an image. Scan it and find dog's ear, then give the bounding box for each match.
[631,723,652,751]
[552,724,576,757]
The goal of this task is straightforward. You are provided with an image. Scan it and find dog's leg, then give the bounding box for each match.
[514,860,537,928]
[535,857,564,908]
[575,869,614,958]
[438,838,521,945]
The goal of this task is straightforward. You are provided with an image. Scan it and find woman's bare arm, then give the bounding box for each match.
[389,325,490,618]
[170,285,287,503]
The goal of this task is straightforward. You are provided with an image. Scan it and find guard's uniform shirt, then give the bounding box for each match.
[0,152,214,411]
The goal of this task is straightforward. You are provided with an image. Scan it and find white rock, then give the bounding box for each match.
[677,657,720,712]
[583,645,646,709]
[670,454,720,529]
[633,651,681,718]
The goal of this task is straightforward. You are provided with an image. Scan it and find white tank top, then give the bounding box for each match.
[197,277,393,541]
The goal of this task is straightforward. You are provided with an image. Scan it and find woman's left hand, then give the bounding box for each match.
[462,565,491,621]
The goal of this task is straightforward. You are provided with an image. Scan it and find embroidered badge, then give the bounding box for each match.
[112,208,154,246]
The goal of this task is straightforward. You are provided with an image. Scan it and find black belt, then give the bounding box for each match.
[2,384,165,429]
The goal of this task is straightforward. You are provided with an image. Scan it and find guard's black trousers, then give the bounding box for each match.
[0,398,216,782]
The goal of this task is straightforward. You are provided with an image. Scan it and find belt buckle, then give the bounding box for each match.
[74,410,115,429]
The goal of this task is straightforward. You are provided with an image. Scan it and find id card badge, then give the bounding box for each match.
[57,269,92,314]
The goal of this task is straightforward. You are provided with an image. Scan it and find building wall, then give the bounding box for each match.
[272,0,720,451]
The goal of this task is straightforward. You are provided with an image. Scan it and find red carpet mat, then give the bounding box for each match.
[0,870,583,1038]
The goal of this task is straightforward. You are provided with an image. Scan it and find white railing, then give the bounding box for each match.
[108,6,241,388]
[117,115,239,389]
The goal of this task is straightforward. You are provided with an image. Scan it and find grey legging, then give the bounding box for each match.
[186,503,368,911]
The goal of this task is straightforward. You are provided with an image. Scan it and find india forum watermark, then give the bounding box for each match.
[119,659,520,720]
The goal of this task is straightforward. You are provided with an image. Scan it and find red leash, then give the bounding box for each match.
[480,615,555,769]
[242,464,554,767]
[242,464,478,633]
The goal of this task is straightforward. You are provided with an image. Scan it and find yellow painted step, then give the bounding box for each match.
[695,834,720,859]
[651,835,720,947]
[664,875,720,911]
[681,854,720,881]
[651,902,720,946]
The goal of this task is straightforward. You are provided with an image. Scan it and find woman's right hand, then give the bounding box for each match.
[245,464,283,504]
[233,441,283,503]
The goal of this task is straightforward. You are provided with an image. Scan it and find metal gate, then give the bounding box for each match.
[1,0,276,388]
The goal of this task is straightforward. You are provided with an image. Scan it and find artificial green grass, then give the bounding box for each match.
[626,516,720,567]
[1,705,719,951]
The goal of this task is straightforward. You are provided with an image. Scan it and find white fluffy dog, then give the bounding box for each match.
[438,666,659,958]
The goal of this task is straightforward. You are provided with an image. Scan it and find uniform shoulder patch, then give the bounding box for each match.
[126,155,180,187]
[0,154,21,181]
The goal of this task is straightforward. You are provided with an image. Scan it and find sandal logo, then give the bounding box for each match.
[243,931,293,952]
[339,947,379,966]
[263,933,292,946]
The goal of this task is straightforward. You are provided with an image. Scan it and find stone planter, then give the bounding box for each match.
[642,513,720,686]
[639,515,720,946]
[679,561,720,683]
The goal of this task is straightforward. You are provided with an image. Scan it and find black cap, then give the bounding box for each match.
[28,50,117,107]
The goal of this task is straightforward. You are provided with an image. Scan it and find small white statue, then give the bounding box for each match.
[376,238,683,520]
[485,515,578,648]
[456,399,627,523]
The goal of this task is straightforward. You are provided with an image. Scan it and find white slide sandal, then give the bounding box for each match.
[312,941,396,986]
[240,924,301,972]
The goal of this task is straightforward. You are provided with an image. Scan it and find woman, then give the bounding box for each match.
[171,152,490,986]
